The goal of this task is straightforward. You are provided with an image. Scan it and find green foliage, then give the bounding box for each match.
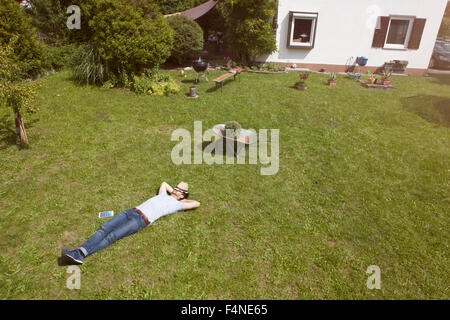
[0,41,39,114]
[0,0,44,77]
[224,120,242,136]
[66,0,174,86]
[219,0,277,22]
[102,80,116,90]
[167,15,204,64]
[25,0,74,44]
[131,71,180,96]
[42,44,77,71]
[263,62,285,72]
[70,43,111,85]
[381,70,392,80]
[219,0,277,62]
[153,0,208,15]
[229,18,276,62]
[72,0,174,85]
[25,0,97,45]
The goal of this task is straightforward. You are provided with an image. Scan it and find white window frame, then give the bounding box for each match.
[384,16,414,50]
[289,13,318,48]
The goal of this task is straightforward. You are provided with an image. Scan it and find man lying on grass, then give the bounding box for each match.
[61,182,200,265]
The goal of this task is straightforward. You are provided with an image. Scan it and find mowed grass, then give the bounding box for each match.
[0,69,449,299]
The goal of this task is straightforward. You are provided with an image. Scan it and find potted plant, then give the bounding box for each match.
[224,121,242,139]
[380,70,392,86]
[328,72,337,86]
[366,71,377,85]
[295,72,310,90]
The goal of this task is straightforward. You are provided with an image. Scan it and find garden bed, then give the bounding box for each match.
[363,83,395,89]
[246,69,288,75]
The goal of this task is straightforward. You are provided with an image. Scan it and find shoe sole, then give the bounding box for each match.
[61,249,83,265]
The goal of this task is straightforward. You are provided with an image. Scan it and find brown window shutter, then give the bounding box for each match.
[286,12,293,48]
[408,18,426,50]
[372,16,390,48]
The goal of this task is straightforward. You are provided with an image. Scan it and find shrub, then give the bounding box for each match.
[67,0,174,86]
[329,72,337,81]
[70,43,111,85]
[166,14,204,64]
[0,40,40,145]
[0,0,44,77]
[79,0,174,85]
[132,71,180,96]
[42,44,77,71]
[224,121,242,137]
[25,0,74,44]
[265,62,285,72]
[228,18,277,63]
[219,0,277,63]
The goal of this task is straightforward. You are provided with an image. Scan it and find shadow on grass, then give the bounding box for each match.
[288,85,309,91]
[0,114,38,150]
[401,95,450,128]
[57,256,69,267]
[428,74,450,86]
[205,85,221,93]
[0,115,17,150]
[205,77,241,93]
[198,139,245,157]
[181,79,197,84]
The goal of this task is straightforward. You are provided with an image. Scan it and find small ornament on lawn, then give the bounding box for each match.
[295,72,310,90]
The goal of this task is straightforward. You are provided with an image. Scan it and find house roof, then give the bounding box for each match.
[164,0,219,20]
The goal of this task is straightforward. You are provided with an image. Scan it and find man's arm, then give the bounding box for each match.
[159,182,173,195]
[181,199,200,211]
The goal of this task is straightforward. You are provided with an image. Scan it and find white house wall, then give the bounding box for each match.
[261,0,448,72]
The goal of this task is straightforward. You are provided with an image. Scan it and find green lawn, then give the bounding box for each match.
[0,69,449,299]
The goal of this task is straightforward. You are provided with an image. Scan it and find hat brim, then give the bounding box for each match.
[174,187,189,194]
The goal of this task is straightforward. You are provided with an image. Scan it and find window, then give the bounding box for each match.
[372,16,426,50]
[287,12,318,48]
[384,17,414,49]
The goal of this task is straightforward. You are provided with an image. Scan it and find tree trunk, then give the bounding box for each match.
[14,108,28,145]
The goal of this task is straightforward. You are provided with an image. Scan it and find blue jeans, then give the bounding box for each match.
[79,209,147,257]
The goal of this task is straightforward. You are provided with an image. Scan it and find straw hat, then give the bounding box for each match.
[174,182,189,195]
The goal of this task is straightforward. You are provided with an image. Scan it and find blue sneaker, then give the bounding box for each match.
[62,248,84,265]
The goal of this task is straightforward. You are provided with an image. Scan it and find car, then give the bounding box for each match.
[429,39,450,70]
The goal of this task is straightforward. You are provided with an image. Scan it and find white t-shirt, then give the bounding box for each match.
[135,190,184,225]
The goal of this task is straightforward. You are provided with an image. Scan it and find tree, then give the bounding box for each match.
[0,40,39,145]
[228,18,277,62]
[25,0,74,44]
[167,14,204,64]
[153,0,208,15]
[0,0,44,77]
[218,0,277,63]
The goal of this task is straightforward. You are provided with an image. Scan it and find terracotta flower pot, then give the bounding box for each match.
[328,80,337,86]
[382,79,391,86]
